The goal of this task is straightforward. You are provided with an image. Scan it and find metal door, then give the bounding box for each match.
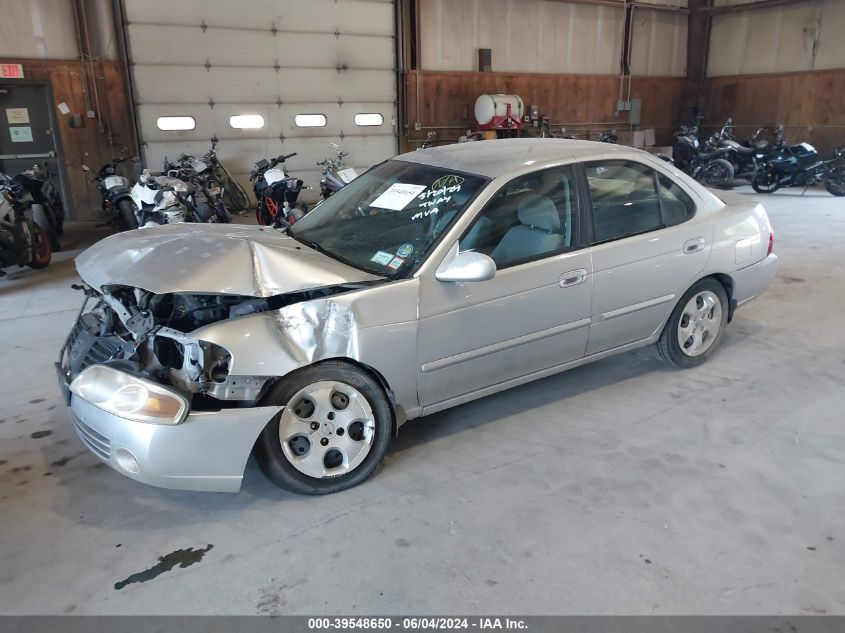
[0,83,64,203]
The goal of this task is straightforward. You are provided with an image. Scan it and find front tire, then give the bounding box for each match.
[752,167,780,194]
[254,361,392,495]
[701,159,734,188]
[26,223,52,269]
[656,278,728,369]
[117,199,139,231]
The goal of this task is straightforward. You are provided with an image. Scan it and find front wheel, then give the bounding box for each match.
[656,278,728,369]
[824,167,845,197]
[116,198,139,231]
[31,204,61,252]
[27,223,52,269]
[752,167,781,194]
[254,361,392,495]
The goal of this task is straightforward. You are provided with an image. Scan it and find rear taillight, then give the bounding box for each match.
[767,228,774,256]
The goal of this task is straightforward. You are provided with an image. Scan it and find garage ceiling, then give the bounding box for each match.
[122,0,398,202]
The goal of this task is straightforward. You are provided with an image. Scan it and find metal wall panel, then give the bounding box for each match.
[123,0,398,202]
[0,0,78,59]
[420,0,684,76]
[708,0,844,76]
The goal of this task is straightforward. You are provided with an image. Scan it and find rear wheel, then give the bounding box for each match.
[27,223,52,269]
[752,167,781,194]
[254,361,392,495]
[824,167,845,197]
[701,159,734,188]
[116,199,139,231]
[656,278,728,369]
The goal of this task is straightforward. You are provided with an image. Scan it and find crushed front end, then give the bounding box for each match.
[56,284,286,492]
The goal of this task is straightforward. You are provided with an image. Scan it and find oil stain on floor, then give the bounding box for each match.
[114,544,214,590]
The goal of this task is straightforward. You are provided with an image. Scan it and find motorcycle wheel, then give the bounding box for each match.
[27,223,52,269]
[752,167,780,194]
[31,204,61,252]
[219,168,250,210]
[824,167,845,197]
[702,159,735,188]
[256,200,275,226]
[117,199,140,231]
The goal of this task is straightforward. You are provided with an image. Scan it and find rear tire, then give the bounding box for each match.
[701,159,734,188]
[824,167,845,197]
[117,199,139,231]
[254,361,392,495]
[656,278,728,369]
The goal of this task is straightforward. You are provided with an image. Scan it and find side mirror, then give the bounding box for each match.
[81,164,90,172]
[435,250,496,283]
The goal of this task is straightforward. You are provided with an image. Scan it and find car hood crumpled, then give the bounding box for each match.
[75,223,382,297]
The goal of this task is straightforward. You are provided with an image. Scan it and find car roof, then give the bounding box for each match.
[394,138,641,178]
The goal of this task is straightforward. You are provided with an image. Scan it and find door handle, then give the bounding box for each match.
[683,238,706,254]
[559,269,587,288]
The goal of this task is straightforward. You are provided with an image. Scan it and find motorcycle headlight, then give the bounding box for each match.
[70,365,189,425]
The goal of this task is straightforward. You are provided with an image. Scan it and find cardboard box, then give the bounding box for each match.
[616,128,656,149]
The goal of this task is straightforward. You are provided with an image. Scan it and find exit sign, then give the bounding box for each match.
[0,64,24,79]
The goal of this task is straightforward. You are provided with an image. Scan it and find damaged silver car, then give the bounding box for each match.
[57,139,777,494]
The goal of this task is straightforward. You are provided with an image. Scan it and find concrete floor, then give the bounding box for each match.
[0,187,843,615]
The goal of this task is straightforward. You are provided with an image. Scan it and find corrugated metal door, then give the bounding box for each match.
[122,0,398,202]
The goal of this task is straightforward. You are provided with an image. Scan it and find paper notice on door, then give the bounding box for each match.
[5,108,29,124]
[57,102,70,115]
[9,126,33,142]
[369,183,427,211]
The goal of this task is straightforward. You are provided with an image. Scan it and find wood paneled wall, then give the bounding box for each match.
[403,70,685,150]
[0,58,132,221]
[703,69,845,154]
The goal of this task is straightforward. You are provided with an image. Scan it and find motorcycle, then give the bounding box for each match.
[672,125,736,187]
[251,153,304,227]
[596,130,618,143]
[2,165,64,251]
[163,158,232,223]
[0,183,52,275]
[129,170,196,227]
[83,156,139,231]
[752,143,845,196]
[317,144,358,200]
[708,119,787,180]
[418,131,437,150]
[175,137,250,211]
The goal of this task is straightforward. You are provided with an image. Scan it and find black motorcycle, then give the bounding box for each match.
[596,130,618,143]
[84,156,139,231]
[0,183,52,275]
[672,125,735,187]
[708,119,787,180]
[176,137,250,211]
[162,158,232,224]
[251,153,304,227]
[752,142,845,196]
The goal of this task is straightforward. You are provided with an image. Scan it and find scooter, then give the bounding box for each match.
[0,183,52,275]
[83,156,139,231]
[251,153,304,226]
[752,143,845,196]
[317,144,357,199]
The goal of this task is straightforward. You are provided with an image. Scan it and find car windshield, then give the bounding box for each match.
[289,160,488,277]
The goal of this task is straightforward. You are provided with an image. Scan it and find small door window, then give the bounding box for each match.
[229,114,265,129]
[656,173,696,226]
[295,114,327,128]
[156,116,195,131]
[354,113,384,127]
[584,160,662,243]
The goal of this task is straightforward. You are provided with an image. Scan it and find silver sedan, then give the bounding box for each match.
[57,139,777,494]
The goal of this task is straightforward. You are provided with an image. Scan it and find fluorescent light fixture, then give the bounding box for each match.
[229,114,265,129]
[354,113,383,127]
[156,116,196,131]
[295,113,327,128]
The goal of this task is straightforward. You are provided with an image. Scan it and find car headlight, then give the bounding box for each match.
[70,365,189,425]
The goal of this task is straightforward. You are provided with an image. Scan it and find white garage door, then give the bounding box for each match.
[123,0,398,203]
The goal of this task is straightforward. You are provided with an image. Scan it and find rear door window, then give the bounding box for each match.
[584,160,662,243]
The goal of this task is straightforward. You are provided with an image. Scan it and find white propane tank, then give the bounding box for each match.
[474,94,524,126]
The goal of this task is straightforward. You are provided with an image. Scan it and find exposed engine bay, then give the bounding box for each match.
[62,283,366,406]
